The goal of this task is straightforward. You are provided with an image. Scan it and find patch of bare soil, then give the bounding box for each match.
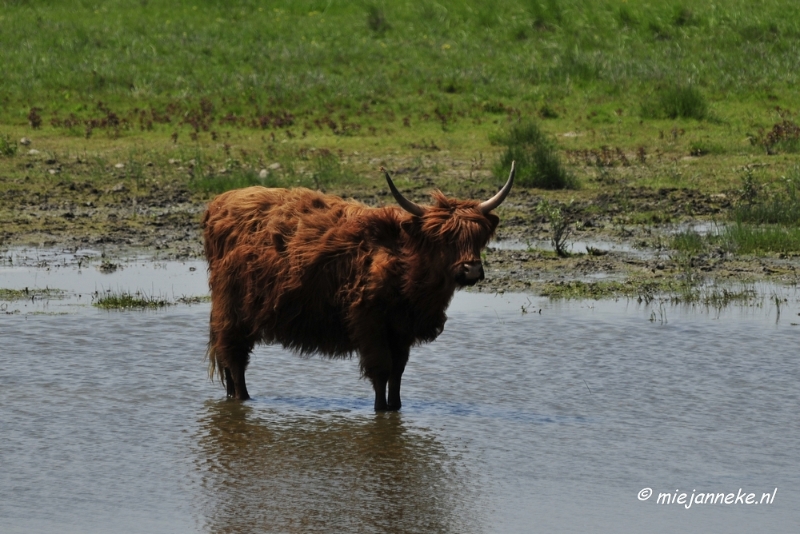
[0,174,203,259]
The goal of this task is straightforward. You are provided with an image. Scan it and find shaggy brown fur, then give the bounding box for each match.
[203,186,500,410]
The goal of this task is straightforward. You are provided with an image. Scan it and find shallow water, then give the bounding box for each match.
[490,236,647,256]
[1,255,800,533]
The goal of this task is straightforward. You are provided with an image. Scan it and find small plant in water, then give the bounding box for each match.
[93,290,172,310]
[0,287,66,300]
[671,229,705,254]
[536,199,572,257]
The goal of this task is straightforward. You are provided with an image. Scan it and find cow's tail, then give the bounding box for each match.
[206,325,226,388]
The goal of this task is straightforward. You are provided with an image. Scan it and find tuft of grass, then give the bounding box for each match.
[719,223,800,255]
[733,197,800,226]
[0,135,18,157]
[672,7,697,27]
[494,120,578,190]
[617,6,638,28]
[93,290,172,310]
[528,0,563,31]
[540,278,688,302]
[669,284,760,307]
[641,85,708,120]
[366,4,390,35]
[731,169,800,226]
[0,287,66,300]
[539,278,761,308]
[671,229,705,254]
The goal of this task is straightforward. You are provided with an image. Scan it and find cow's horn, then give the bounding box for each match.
[382,167,425,217]
[479,161,515,214]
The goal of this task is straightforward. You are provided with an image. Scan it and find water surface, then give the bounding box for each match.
[1,256,799,533]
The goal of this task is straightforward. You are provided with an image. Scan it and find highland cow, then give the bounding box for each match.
[203,163,515,410]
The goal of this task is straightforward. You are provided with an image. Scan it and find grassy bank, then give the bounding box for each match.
[3,1,800,119]
[3,1,800,185]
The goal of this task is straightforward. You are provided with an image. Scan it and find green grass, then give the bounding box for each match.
[185,146,361,194]
[671,220,800,256]
[720,223,800,255]
[670,223,800,256]
[734,198,800,226]
[0,287,66,300]
[3,0,800,131]
[91,289,210,309]
[309,149,362,189]
[661,166,800,255]
[93,290,172,310]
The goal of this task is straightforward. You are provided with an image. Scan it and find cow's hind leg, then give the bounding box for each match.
[216,335,253,401]
[223,368,236,398]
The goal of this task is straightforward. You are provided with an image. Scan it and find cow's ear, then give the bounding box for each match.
[486,212,500,232]
[400,217,421,237]
[365,212,402,244]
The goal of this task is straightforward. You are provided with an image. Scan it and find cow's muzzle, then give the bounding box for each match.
[457,261,485,286]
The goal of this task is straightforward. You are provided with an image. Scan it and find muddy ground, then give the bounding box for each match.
[1,157,799,296]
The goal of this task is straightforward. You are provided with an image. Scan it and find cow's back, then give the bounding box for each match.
[203,186,379,355]
[204,187,289,264]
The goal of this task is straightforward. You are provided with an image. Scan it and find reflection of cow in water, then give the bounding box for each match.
[202,163,515,410]
[195,401,477,532]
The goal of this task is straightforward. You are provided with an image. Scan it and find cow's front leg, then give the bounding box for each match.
[387,346,409,411]
[360,341,393,411]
